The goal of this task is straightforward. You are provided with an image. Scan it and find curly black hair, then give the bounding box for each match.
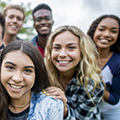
[87,14,120,53]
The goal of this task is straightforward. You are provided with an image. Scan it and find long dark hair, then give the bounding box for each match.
[0,40,50,119]
[87,14,120,53]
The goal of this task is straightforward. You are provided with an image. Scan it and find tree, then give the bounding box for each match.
[0,0,35,41]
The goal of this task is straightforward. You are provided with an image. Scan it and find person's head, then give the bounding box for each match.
[2,4,25,36]
[45,25,101,88]
[0,40,50,99]
[0,13,5,45]
[87,14,120,53]
[32,3,54,37]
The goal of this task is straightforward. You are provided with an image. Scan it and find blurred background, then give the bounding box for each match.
[1,0,120,41]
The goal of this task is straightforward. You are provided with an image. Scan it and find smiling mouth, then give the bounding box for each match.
[9,84,23,89]
[58,60,71,63]
[40,26,48,30]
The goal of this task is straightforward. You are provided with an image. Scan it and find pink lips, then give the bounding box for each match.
[9,84,23,92]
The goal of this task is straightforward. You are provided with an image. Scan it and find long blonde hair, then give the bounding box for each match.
[45,25,103,95]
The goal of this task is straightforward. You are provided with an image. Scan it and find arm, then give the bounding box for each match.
[49,98,64,120]
[45,87,68,118]
[45,84,104,120]
[103,71,120,105]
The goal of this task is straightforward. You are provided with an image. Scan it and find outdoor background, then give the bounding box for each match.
[1,0,120,41]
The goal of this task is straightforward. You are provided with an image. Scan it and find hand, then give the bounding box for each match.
[43,86,68,118]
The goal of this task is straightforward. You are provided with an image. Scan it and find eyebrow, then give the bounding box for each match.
[100,25,119,29]
[53,43,79,46]
[5,61,35,69]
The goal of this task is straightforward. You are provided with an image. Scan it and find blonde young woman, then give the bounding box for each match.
[44,25,104,120]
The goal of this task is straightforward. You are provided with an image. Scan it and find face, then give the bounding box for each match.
[5,9,24,35]
[51,31,81,75]
[33,9,54,36]
[93,17,119,50]
[0,24,2,45]
[1,50,35,100]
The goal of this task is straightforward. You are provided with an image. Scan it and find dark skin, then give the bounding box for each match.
[33,9,54,48]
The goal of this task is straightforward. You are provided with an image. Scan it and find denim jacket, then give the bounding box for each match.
[27,92,63,120]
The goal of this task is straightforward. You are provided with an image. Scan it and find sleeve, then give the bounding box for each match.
[49,99,64,120]
[64,83,104,120]
[107,66,120,105]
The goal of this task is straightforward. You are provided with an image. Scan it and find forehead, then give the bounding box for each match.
[98,17,119,28]
[53,31,79,44]
[3,50,34,66]
[33,9,52,18]
[6,9,24,18]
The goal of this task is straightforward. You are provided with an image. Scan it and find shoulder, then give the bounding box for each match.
[31,92,63,109]
[29,92,63,119]
[30,36,38,43]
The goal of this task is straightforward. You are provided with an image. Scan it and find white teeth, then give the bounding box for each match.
[11,26,17,28]
[100,39,108,43]
[59,61,69,63]
[10,84,22,89]
[41,26,48,30]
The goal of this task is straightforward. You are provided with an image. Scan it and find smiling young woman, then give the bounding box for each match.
[87,14,120,120]
[0,40,63,120]
[44,25,105,120]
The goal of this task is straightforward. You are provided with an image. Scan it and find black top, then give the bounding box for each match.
[8,107,29,120]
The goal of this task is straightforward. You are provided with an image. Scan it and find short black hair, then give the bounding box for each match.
[0,13,5,38]
[32,3,52,15]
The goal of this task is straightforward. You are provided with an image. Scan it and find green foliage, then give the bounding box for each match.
[0,0,35,41]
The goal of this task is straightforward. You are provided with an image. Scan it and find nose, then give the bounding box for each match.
[103,30,110,37]
[12,71,23,83]
[40,19,46,24]
[12,17,17,22]
[59,48,67,58]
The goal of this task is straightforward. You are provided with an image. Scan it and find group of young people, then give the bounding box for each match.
[0,3,120,120]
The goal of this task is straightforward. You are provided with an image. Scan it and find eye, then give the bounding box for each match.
[68,46,76,50]
[45,16,51,20]
[35,17,42,22]
[53,46,60,50]
[24,69,32,73]
[9,15,14,19]
[17,17,22,21]
[6,65,14,70]
[98,28,104,31]
[111,30,118,33]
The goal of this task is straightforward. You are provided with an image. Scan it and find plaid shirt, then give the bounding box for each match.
[64,76,104,120]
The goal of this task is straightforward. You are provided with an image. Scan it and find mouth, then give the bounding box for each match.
[58,60,71,63]
[99,38,112,44]
[9,84,23,89]
[57,60,71,66]
[40,26,48,30]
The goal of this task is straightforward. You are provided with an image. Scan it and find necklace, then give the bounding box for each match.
[10,98,31,108]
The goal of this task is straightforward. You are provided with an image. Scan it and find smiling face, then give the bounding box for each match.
[93,17,119,50]
[1,50,35,101]
[33,9,54,36]
[5,9,24,35]
[51,31,81,75]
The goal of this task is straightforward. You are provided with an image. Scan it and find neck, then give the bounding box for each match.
[37,35,49,48]
[59,71,75,91]
[98,48,112,58]
[9,92,31,113]
[3,33,17,46]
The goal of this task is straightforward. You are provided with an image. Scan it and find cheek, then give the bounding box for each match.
[19,22,23,28]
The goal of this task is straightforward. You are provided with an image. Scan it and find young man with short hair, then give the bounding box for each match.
[2,4,25,49]
[30,3,54,57]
